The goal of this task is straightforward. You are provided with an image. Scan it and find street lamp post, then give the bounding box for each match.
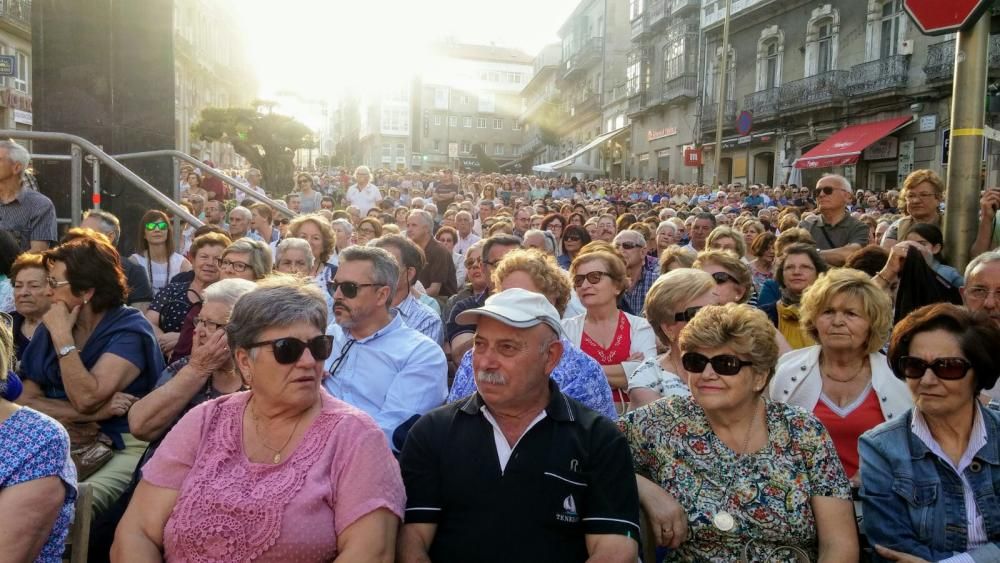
[711,0,733,189]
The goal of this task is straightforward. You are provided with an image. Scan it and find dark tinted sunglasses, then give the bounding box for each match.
[573,271,611,288]
[273,218,290,226]
[615,242,643,250]
[897,356,972,381]
[328,280,385,298]
[673,306,703,323]
[564,235,582,242]
[815,186,840,197]
[711,271,739,285]
[681,352,753,376]
[246,335,333,365]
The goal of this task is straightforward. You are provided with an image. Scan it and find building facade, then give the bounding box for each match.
[174,0,256,169]
[0,0,32,133]
[519,44,563,170]
[414,43,533,172]
[696,0,988,192]
[358,84,413,171]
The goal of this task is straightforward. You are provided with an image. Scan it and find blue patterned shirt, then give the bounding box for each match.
[621,255,660,316]
[0,407,76,562]
[447,337,618,420]
[396,294,444,345]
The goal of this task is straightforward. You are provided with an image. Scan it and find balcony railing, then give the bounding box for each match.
[569,89,600,118]
[777,70,848,111]
[648,0,667,29]
[702,100,737,130]
[846,55,910,97]
[0,0,30,31]
[669,0,699,16]
[662,73,697,103]
[925,35,1000,82]
[563,37,604,80]
[631,13,649,41]
[627,90,644,114]
[607,82,629,104]
[744,87,780,119]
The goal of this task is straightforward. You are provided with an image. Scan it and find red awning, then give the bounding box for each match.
[794,116,914,169]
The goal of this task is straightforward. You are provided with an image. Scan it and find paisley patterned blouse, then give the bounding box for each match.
[619,395,851,562]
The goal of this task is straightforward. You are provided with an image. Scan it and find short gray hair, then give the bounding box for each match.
[275,237,315,270]
[84,210,122,243]
[203,278,257,310]
[966,250,1000,281]
[614,229,645,245]
[226,275,328,353]
[339,245,399,307]
[330,218,353,235]
[0,139,29,172]
[354,165,372,177]
[523,229,555,253]
[229,206,252,221]
[656,221,677,235]
[409,209,434,230]
[224,238,273,279]
[820,174,852,193]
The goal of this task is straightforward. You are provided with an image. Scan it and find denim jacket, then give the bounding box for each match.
[859,405,1000,563]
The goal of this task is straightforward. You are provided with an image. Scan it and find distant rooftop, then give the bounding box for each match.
[430,42,534,65]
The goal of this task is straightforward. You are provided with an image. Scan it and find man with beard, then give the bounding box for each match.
[322,245,447,452]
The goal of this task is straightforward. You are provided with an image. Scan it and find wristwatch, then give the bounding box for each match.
[57,344,78,358]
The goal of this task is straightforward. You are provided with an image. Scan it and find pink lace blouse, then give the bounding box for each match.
[142,390,406,562]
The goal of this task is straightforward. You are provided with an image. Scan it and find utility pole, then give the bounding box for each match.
[943,14,989,270]
[711,0,732,190]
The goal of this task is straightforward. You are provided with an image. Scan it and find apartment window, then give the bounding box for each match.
[13,51,28,93]
[463,116,472,128]
[805,8,839,76]
[433,140,441,151]
[512,144,522,156]
[433,114,442,126]
[879,0,903,58]
[462,141,471,154]
[459,95,470,105]
[434,87,449,109]
[512,121,521,131]
[448,115,458,127]
[477,117,487,128]
[755,29,784,91]
[764,42,779,88]
[382,144,391,157]
[664,40,685,80]
[396,143,405,156]
[629,0,644,20]
[626,51,641,95]
[494,144,504,156]
[478,93,496,113]
[493,118,504,130]
[817,23,833,73]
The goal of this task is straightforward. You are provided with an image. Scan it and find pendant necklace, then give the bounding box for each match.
[251,399,304,464]
[712,398,763,532]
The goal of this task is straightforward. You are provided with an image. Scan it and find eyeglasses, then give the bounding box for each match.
[246,335,334,365]
[194,317,227,331]
[46,276,71,289]
[815,186,842,197]
[465,257,482,269]
[673,306,703,323]
[273,219,290,226]
[711,271,740,285]
[965,286,1000,301]
[681,352,753,376]
[905,192,937,200]
[359,228,377,236]
[298,180,311,185]
[573,271,612,287]
[221,259,251,273]
[145,221,169,231]
[564,235,582,242]
[897,356,972,380]
[328,280,385,298]
[615,242,643,250]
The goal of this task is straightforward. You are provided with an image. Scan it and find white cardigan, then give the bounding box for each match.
[770,345,912,422]
[561,312,658,372]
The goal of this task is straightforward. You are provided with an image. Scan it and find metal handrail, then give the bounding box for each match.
[112,150,296,218]
[0,129,203,227]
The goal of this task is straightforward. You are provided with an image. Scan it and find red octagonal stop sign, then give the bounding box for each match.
[904,0,992,36]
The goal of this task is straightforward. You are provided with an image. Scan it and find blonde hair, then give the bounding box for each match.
[0,314,12,379]
[659,245,696,274]
[492,249,572,316]
[799,268,893,355]
[775,227,815,256]
[706,226,747,257]
[644,268,715,345]
[693,250,753,304]
[571,241,628,295]
[679,303,779,386]
[901,169,945,204]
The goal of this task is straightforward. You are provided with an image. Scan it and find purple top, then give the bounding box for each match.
[143,390,405,562]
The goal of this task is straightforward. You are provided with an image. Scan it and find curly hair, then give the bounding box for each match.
[44,235,128,313]
[571,241,628,295]
[492,248,572,316]
[679,303,780,387]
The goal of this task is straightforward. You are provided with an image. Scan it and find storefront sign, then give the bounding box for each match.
[647,127,677,142]
[863,136,898,160]
[639,153,650,162]
[898,140,915,181]
[656,149,670,158]
[919,114,937,132]
[683,146,702,166]
[0,56,14,77]
[13,109,30,125]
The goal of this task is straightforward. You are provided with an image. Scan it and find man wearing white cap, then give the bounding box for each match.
[397,288,640,563]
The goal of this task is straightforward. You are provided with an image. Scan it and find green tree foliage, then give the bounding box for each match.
[191,101,316,195]
[472,144,499,173]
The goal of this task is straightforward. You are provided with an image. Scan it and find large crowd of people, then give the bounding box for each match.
[3,134,1000,561]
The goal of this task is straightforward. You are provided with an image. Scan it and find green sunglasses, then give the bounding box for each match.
[145,221,169,231]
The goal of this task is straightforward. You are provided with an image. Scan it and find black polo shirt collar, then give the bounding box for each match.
[458,379,576,423]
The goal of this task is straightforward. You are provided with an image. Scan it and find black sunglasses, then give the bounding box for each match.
[246,335,334,365]
[573,271,611,288]
[273,218,290,226]
[564,235,582,242]
[897,356,972,381]
[328,280,385,298]
[673,306,703,323]
[711,271,739,285]
[615,242,643,250]
[815,186,841,196]
[681,352,753,376]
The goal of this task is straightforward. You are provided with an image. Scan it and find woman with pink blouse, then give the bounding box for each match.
[112,277,405,562]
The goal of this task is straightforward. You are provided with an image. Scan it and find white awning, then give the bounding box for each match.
[532,125,630,173]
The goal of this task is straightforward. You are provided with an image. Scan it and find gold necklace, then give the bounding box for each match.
[250,400,305,464]
[822,356,868,384]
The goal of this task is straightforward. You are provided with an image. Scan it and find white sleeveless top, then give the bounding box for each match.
[130,252,186,295]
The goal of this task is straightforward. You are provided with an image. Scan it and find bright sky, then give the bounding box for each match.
[234,0,580,125]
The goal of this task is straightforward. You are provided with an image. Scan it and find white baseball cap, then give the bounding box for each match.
[456,288,564,338]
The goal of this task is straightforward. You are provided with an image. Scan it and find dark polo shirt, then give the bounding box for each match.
[0,187,57,251]
[419,238,458,297]
[800,211,869,251]
[400,381,640,563]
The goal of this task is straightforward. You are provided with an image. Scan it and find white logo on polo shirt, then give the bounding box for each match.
[557,495,579,523]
